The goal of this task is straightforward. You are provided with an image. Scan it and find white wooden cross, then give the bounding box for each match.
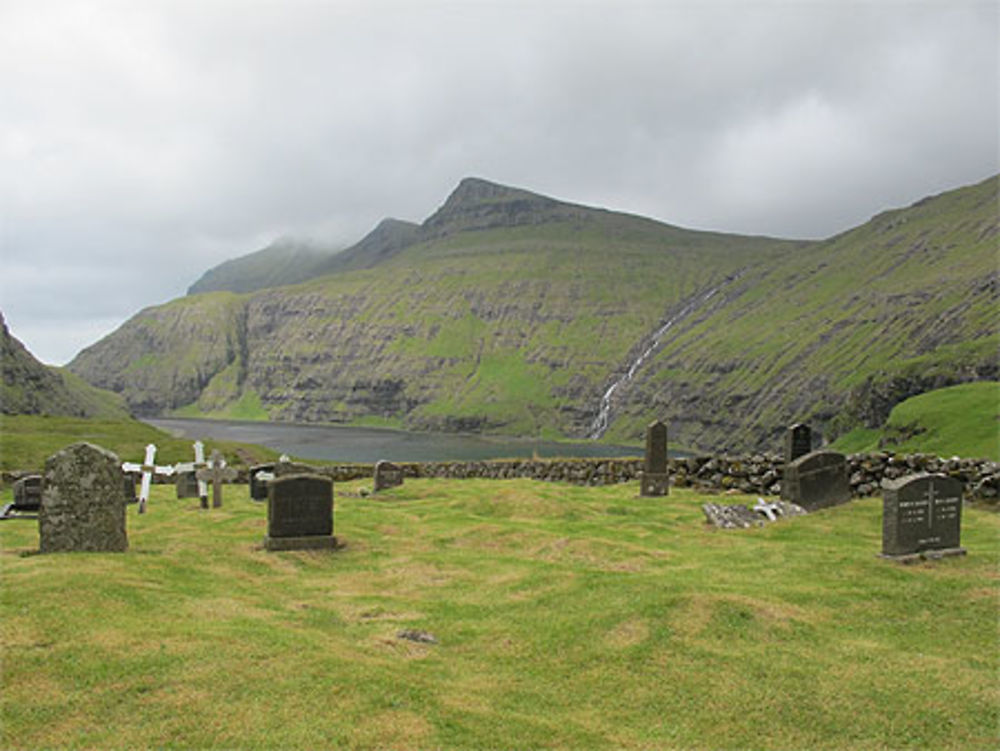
[196,449,238,509]
[122,444,175,514]
[174,441,210,507]
[753,498,782,522]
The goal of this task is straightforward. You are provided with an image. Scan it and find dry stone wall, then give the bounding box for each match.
[6,451,998,501]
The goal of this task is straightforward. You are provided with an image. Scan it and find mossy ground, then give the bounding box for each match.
[2,479,997,749]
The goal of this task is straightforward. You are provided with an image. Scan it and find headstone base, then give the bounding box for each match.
[264,535,339,552]
[879,547,967,564]
[639,472,669,497]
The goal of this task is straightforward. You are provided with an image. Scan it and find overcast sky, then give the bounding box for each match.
[2,0,997,365]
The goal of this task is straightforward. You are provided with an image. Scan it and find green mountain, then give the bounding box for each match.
[67,175,999,453]
[1,311,130,419]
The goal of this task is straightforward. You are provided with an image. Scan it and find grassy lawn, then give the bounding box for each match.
[2,479,997,749]
[0,415,282,473]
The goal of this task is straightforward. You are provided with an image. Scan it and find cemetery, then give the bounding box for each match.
[1,427,997,749]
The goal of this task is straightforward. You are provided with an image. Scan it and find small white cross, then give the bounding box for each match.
[753,498,782,522]
[122,444,175,514]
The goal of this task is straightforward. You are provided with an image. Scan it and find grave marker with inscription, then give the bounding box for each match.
[264,474,337,551]
[781,449,850,511]
[639,420,670,497]
[373,460,404,493]
[881,473,966,561]
[784,423,812,464]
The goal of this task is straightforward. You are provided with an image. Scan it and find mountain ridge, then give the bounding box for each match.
[69,174,998,453]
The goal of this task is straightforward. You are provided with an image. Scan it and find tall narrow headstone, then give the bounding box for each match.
[784,423,812,464]
[781,450,850,511]
[39,442,128,553]
[881,473,966,561]
[264,474,337,551]
[639,420,670,497]
[373,460,404,493]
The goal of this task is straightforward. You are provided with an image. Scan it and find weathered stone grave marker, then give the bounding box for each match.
[639,420,669,496]
[174,441,208,504]
[781,449,850,511]
[784,423,812,464]
[2,475,43,519]
[881,473,966,562]
[40,442,128,553]
[196,449,237,509]
[249,463,276,501]
[121,444,175,513]
[264,473,337,551]
[373,460,404,493]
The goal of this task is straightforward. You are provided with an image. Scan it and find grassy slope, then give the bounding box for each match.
[0,415,281,473]
[1,479,997,749]
[832,382,1000,460]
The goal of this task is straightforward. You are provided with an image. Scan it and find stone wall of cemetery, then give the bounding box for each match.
[5,451,997,501]
[300,452,999,501]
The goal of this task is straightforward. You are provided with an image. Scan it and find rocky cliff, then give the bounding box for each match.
[68,175,999,453]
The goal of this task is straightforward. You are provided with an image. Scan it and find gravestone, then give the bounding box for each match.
[174,441,209,505]
[196,450,238,509]
[264,473,337,551]
[373,460,404,492]
[784,423,812,464]
[249,464,276,501]
[639,420,669,496]
[780,449,850,511]
[13,475,43,511]
[175,470,200,499]
[39,442,128,553]
[881,473,966,561]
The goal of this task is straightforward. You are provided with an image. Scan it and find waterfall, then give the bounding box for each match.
[588,274,742,440]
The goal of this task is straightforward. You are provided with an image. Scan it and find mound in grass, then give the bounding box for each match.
[2,479,997,749]
[834,382,999,460]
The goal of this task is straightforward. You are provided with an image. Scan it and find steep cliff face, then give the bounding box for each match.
[1,312,129,418]
[67,175,999,453]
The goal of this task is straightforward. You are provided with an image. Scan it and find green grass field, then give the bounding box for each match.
[2,479,997,749]
[0,415,281,473]
[832,382,1000,460]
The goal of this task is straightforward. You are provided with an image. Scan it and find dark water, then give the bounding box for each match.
[145,418,643,463]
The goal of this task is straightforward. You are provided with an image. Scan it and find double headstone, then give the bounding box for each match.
[881,473,966,561]
[264,474,337,551]
[781,449,850,511]
[39,443,128,553]
[639,420,669,497]
[373,460,404,493]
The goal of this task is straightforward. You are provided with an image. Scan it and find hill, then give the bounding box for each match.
[832,382,1000,460]
[67,175,999,454]
[0,311,129,420]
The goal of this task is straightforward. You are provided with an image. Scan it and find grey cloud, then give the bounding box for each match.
[1,0,996,364]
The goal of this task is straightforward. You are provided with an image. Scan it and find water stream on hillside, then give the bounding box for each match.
[587,273,744,440]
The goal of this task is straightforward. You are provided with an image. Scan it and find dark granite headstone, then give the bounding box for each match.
[12,475,42,511]
[39,442,128,553]
[639,420,669,497]
[780,449,850,511]
[249,464,276,501]
[264,473,337,551]
[373,460,404,493]
[784,423,812,464]
[881,473,966,561]
[175,470,200,499]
